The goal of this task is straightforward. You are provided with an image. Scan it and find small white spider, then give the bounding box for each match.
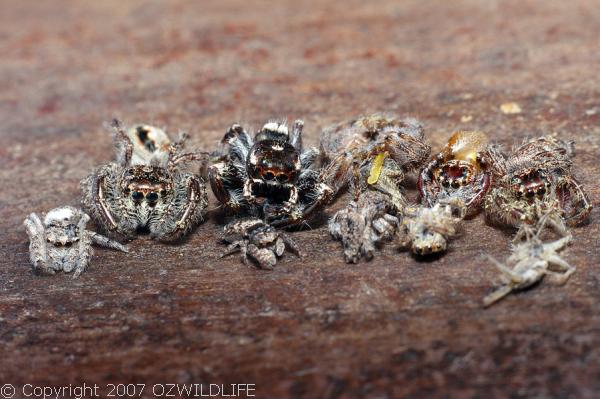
[23,206,128,277]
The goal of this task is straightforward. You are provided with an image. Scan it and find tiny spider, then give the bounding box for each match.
[483,213,575,307]
[221,218,301,269]
[485,135,592,228]
[397,200,464,256]
[81,119,208,241]
[328,191,400,263]
[209,120,332,228]
[23,206,128,277]
[322,114,430,262]
[418,131,495,218]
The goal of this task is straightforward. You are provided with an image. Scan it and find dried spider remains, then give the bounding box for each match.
[328,191,400,263]
[397,200,464,256]
[483,213,575,307]
[419,131,494,217]
[209,120,332,227]
[221,218,301,269]
[322,115,431,262]
[23,206,128,277]
[81,120,208,241]
[485,135,592,228]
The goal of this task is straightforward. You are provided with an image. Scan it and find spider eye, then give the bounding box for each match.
[262,171,275,181]
[146,192,159,202]
[132,191,144,201]
[276,173,289,183]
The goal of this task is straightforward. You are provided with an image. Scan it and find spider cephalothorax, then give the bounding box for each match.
[24,206,128,277]
[485,135,592,228]
[209,120,332,227]
[418,131,493,217]
[81,119,208,241]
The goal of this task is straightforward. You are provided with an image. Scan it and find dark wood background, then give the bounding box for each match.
[1,1,599,398]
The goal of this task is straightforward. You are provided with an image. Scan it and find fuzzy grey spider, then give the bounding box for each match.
[209,120,332,228]
[23,206,128,277]
[81,119,208,241]
[483,212,575,307]
[221,218,301,269]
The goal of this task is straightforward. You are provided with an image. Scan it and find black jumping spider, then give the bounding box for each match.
[209,120,332,228]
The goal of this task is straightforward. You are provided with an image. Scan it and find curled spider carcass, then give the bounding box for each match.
[484,135,592,228]
[81,119,208,241]
[483,213,575,307]
[397,200,464,256]
[209,120,332,228]
[419,130,495,218]
[23,206,128,277]
[328,191,400,263]
[221,218,301,269]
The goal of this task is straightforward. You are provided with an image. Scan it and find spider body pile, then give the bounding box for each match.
[81,120,208,241]
[23,206,128,277]
[322,115,431,262]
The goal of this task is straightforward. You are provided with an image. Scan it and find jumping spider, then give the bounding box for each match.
[419,131,495,218]
[397,200,464,256]
[209,120,332,227]
[485,135,592,228]
[221,218,301,269]
[322,114,431,262]
[483,212,575,307]
[23,206,128,277]
[81,119,208,241]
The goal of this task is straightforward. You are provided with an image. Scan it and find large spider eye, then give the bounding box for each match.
[146,192,159,202]
[132,191,144,201]
[276,173,289,183]
[262,171,275,181]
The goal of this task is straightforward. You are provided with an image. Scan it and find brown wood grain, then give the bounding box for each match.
[1,1,599,397]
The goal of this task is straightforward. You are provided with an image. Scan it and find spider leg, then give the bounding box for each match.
[557,176,593,226]
[486,255,524,283]
[483,285,514,307]
[89,232,129,252]
[23,213,54,275]
[110,119,133,166]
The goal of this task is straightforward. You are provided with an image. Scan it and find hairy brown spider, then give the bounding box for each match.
[81,120,208,241]
[485,135,592,228]
[483,212,575,307]
[221,218,301,269]
[419,131,494,218]
[24,206,128,277]
[209,120,332,227]
[322,114,431,262]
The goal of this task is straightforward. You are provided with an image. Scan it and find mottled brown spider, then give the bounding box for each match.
[81,120,208,241]
[484,135,592,228]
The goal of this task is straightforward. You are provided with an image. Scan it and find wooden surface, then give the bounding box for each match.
[1,1,599,397]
